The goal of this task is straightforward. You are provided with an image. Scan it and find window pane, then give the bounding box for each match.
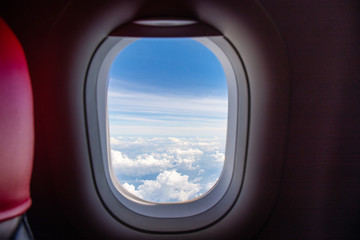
[108,38,228,203]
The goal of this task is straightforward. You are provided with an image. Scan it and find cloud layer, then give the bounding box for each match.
[110,136,225,203]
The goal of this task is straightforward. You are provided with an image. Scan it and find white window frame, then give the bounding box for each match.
[85,21,249,232]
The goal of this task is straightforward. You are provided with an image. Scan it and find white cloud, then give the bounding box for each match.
[110,136,226,202]
[211,151,225,163]
[168,148,203,170]
[122,170,201,203]
[110,137,122,146]
[170,148,203,156]
[111,150,171,176]
[168,137,189,145]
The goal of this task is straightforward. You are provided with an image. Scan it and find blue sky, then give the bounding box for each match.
[107,38,228,202]
[109,38,227,97]
[108,38,228,137]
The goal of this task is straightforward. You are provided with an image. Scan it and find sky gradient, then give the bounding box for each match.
[107,38,228,202]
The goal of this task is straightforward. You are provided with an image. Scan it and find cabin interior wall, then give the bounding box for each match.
[257,0,360,239]
[1,0,360,239]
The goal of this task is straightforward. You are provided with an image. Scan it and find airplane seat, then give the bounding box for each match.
[0,17,34,240]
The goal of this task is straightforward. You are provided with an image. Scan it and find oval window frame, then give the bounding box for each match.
[85,20,249,232]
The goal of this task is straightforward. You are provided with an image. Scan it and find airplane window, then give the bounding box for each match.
[84,15,286,232]
[107,38,228,203]
[85,24,246,230]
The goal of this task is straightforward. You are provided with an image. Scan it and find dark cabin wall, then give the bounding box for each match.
[1,0,360,239]
[257,0,360,239]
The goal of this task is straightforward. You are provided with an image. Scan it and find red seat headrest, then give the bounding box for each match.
[0,18,34,222]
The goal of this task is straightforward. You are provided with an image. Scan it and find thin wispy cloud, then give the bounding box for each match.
[108,87,227,136]
[108,88,227,117]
